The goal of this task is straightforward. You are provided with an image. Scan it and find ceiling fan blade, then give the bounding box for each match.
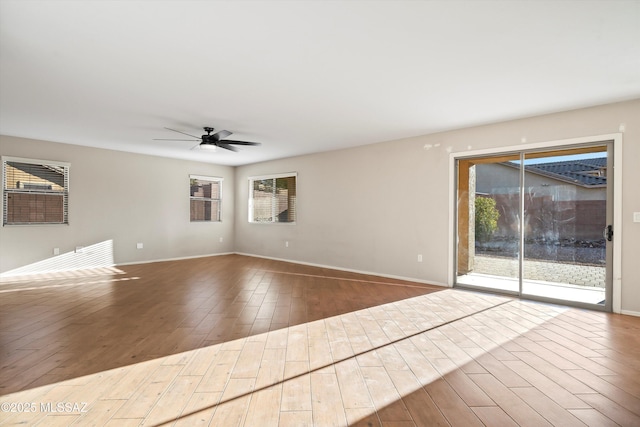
[222,140,262,146]
[217,143,239,152]
[212,130,232,141]
[153,138,198,141]
[164,127,201,139]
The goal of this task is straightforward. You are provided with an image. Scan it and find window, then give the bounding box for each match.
[2,156,70,225]
[249,173,297,223]
[190,175,222,222]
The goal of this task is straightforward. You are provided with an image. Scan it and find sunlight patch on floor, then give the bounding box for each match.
[0,289,563,426]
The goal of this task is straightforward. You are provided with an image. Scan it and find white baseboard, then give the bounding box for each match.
[234,252,449,288]
[620,309,640,318]
[118,251,449,288]
[117,252,235,267]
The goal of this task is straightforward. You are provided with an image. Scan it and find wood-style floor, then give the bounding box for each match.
[1,254,639,426]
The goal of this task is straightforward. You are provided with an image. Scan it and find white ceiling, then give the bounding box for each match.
[1,1,639,166]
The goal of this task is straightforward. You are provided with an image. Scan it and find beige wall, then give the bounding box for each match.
[235,99,640,314]
[1,99,638,314]
[0,136,235,273]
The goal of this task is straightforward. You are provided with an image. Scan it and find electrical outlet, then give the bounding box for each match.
[285,241,289,248]
[634,212,640,223]
[53,247,60,255]
[136,243,143,249]
[219,237,223,243]
[417,254,423,262]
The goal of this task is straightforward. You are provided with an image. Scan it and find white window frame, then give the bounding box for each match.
[189,175,223,222]
[2,156,70,226]
[248,172,297,224]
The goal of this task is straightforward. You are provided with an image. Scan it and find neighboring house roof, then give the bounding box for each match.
[502,157,607,188]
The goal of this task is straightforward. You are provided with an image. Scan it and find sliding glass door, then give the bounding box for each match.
[455,143,612,310]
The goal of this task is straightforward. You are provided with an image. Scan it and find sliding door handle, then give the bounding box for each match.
[603,225,613,242]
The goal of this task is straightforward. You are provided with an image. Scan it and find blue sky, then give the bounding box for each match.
[517,152,606,165]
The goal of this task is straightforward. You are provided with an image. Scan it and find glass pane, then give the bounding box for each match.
[190,179,220,197]
[274,177,296,223]
[189,176,221,222]
[252,179,274,222]
[5,161,65,191]
[250,176,296,223]
[457,157,520,292]
[522,149,607,305]
[190,200,208,221]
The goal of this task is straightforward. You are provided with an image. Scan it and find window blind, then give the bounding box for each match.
[2,158,70,225]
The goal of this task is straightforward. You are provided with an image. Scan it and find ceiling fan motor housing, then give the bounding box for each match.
[202,127,218,144]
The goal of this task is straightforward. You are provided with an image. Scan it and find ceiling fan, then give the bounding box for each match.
[154,127,261,152]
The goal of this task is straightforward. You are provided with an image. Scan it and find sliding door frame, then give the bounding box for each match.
[448,133,623,313]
